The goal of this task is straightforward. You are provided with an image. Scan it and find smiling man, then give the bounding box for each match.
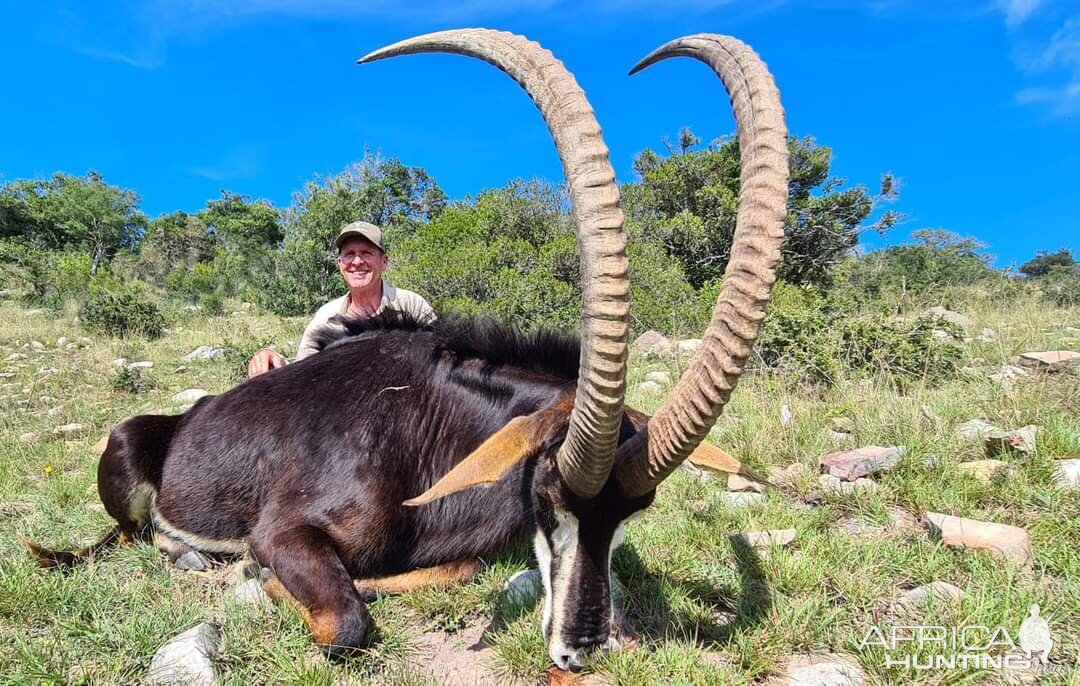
[247,220,434,378]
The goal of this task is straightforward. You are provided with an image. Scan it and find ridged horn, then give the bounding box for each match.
[615,35,789,498]
[360,30,629,499]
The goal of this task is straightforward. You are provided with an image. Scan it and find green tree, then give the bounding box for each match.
[199,192,282,250]
[622,131,896,289]
[0,172,145,273]
[847,228,997,298]
[136,211,216,287]
[1020,249,1077,278]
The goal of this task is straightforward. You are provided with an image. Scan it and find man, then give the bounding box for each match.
[247,220,435,378]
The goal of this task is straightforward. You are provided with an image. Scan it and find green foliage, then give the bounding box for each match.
[136,212,215,287]
[200,293,225,316]
[109,365,154,394]
[81,286,166,339]
[1038,266,1080,306]
[755,282,838,382]
[1020,249,1076,278]
[0,171,145,273]
[835,315,963,388]
[845,229,1000,301]
[623,132,894,289]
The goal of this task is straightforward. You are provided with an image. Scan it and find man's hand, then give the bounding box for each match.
[247,348,288,379]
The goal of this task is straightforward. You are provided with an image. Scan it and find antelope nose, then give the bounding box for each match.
[552,647,590,672]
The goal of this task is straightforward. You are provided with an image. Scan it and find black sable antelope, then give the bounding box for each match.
[28,29,788,671]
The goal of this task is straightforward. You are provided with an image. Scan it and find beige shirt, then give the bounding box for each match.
[295,282,435,361]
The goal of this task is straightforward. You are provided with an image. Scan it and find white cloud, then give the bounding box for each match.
[997,0,1042,27]
[1015,17,1080,117]
[186,146,264,182]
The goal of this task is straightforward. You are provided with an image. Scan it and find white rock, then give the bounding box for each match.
[111,357,128,368]
[5,353,25,361]
[820,446,903,481]
[727,473,764,493]
[638,380,664,394]
[56,337,69,347]
[780,404,794,427]
[645,370,671,385]
[818,474,880,496]
[233,579,272,608]
[932,329,953,341]
[975,328,995,342]
[181,346,228,362]
[52,423,86,435]
[989,365,1029,384]
[36,368,59,376]
[30,341,45,351]
[632,330,672,357]
[774,654,865,686]
[127,361,154,370]
[731,529,796,548]
[171,389,209,404]
[922,307,971,328]
[502,569,542,606]
[147,622,220,686]
[985,425,1039,457]
[676,338,702,354]
[958,419,999,440]
[716,491,765,508]
[895,581,965,610]
[1052,459,1080,489]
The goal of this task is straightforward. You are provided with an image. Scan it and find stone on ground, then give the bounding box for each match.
[958,419,999,440]
[644,370,671,385]
[52,423,86,435]
[771,653,865,686]
[174,551,210,572]
[768,463,807,485]
[182,346,229,362]
[1017,350,1080,372]
[171,388,209,404]
[147,622,220,686]
[826,430,856,447]
[828,416,855,433]
[731,529,796,548]
[820,446,903,481]
[836,518,885,538]
[727,472,765,493]
[780,404,794,427]
[715,491,765,508]
[632,330,671,357]
[922,512,1032,565]
[19,432,36,443]
[817,474,880,496]
[233,579,272,608]
[502,569,542,606]
[922,306,971,328]
[128,360,154,370]
[638,380,664,394]
[676,338,701,354]
[885,506,918,531]
[1052,459,1080,489]
[894,581,965,610]
[985,425,1038,457]
[957,459,1013,483]
[989,365,1029,384]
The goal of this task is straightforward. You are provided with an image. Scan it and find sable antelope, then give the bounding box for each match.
[28,29,788,671]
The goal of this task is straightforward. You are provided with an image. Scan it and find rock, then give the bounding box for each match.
[30,340,45,351]
[716,491,765,508]
[36,368,59,376]
[826,430,856,447]
[676,338,701,354]
[920,405,935,421]
[768,463,806,485]
[632,330,671,357]
[181,346,229,362]
[773,653,865,686]
[1017,350,1080,372]
[989,365,1029,384]
[828,416,855,433]
[922,512,1032,565]
[957,459,1012,483]
[818,474,880,496]
[894,581,964,611]
[922,307,971,328]
[837,518,885,538]
[1052,459,1080,489]
[174,551,210,572]
[780,404,794,427]
[77,337,93,347]
[638,380,664,394]
[147,622,220,686]
[985,425,1038,457]
[19,432,36,443]
[503,569,542,606]
[127,361,154,370]
[52,423,86,435]
[644,370,670,385]
[56,337,69,347]
[26,309,43,316]
[932,329,953,341]
[958,419,999,440]
[731,528,796,548]
[111,358,128,368]
[5,353,25,361]
[171,389,209,404]
[727,473,764,493]
[233,579,272,608]
[974,327,995,342]
[820,446,903,481]
[885,506,918,531]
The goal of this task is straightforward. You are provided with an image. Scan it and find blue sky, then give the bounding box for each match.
[2,0,1077,268]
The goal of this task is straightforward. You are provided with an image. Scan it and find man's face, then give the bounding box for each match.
[337,237,388,292]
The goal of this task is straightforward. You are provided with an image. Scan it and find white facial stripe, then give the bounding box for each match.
[607,522,627,645]
[533,530,554,637]
[152,507,247,555]
[547,509,580,652]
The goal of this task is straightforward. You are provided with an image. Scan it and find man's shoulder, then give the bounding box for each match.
[309,295,349,325]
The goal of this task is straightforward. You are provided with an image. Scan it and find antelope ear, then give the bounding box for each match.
[403,397,572,507]
[687,442,774,488]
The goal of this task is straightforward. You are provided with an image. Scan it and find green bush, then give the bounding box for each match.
[754,282,838,383]
[81,287,166,338]
[1039,266,1080,306]
[200,293,225,316]
[836,315,963,388]
[109,365,154,394]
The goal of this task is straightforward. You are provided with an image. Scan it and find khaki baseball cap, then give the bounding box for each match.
[335,220,385,252]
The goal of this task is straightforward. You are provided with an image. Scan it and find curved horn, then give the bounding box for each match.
[360,30,629,499]
[615,35,789,498]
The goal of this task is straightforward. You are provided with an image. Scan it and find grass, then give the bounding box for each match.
[1,293,1077,685]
